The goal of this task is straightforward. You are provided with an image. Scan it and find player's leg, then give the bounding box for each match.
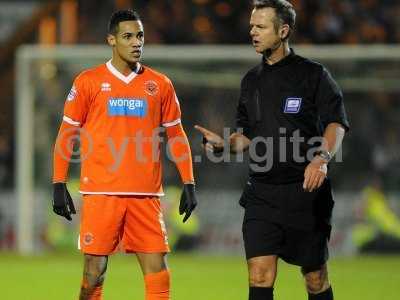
[79,254,108,300]
[247,255,278,300]
[301,264,333,300]
[78,195,127,300]
[123,196,171,300]
[136,252,170,300]
[136,252,168,274]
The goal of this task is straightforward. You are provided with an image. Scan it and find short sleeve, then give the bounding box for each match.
[62,73,91,127]
[315,67,350,132]
[161,79,182,127]
[236,76,251,137]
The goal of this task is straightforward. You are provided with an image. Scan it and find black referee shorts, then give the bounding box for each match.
[240,179,334,267]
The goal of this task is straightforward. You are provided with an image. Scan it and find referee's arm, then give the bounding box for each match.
[303,122,346,192]
[229,132,251,153]
[194,125,251,154]
[304,66,350,192]
[319,122,346,158]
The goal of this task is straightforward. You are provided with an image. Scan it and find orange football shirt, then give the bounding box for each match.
[61,61,181,195]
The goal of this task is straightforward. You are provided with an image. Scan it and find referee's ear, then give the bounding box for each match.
[280,24,290,41]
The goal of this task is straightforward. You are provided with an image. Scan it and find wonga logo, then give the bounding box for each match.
[108,98,147,117]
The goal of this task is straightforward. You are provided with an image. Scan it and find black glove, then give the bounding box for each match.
[52,183,76,221]
[179,183,198,223]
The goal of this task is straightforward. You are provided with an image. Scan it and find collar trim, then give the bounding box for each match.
[106,60,140,84]
[262,48,296,69]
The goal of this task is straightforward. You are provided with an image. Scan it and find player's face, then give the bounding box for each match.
[110,20,144,64]
[250,8,281,54]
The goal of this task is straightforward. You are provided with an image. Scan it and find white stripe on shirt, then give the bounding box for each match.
[63,115,81,126]
[162,118,181,128]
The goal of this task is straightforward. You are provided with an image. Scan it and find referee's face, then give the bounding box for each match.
[250,8,281,54]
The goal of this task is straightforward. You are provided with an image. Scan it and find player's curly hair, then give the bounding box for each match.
[108,9,141,35]
[253,0,296,40]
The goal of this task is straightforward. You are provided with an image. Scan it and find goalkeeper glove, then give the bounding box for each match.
[52,182,76,221]
[179,183,198,223]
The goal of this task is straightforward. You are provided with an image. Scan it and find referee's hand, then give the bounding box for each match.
[303,157,328,192]
[194,125,224,153]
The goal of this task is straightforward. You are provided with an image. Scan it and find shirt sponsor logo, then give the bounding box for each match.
[67,85,77,101]
[284,97,302,114]
[108,98,147,117]
[101,82,111,92]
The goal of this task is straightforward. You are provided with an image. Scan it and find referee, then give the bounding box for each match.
[195,1,349,300]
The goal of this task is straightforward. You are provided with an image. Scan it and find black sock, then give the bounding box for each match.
[249,287,273,300]
[308,286,333,300]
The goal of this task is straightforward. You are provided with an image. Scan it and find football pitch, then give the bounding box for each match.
[1,253,399,300]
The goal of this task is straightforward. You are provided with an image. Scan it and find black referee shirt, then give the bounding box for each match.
[236,49,350,184]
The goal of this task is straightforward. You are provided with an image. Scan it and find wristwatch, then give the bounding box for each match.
[314,150,332,162]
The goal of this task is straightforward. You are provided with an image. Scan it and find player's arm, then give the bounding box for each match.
[162,79,197,222]
[303,67,350,192]
[165,123,197,223]
[52,119,78,220]
[165,123,194,184]
[52,74,91,220]
[194,126,250,154]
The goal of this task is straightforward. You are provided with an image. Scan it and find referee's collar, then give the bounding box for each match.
[262,48,296,69]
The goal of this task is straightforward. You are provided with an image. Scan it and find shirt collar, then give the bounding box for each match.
[262,48,296,70]
[106,60,141,84]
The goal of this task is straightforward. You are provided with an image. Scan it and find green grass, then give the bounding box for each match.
[0,252,399,300]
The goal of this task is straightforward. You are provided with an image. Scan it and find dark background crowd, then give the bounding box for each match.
[77,0,400,44]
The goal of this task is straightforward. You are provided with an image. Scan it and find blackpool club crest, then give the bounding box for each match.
[144,80,159,96]
[83,232,94,245]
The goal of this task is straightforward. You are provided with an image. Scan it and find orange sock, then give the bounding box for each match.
[89,286,103,300]
[80,281,103,300]
[144,269,170,300]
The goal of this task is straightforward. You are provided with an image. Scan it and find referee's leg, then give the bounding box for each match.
[301,264,333,300]
[247,255,277,300]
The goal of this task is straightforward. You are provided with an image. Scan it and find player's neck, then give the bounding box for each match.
[265,42,290,65]
[110,56,139,76]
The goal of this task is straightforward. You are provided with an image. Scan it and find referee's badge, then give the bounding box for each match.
[284,97,302,114]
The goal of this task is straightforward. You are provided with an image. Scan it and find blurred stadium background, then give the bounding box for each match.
[1,0,400,299]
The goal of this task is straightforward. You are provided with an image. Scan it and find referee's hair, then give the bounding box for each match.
[253,0,296,40]
[108,9,141,35]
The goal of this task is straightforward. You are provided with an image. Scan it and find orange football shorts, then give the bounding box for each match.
[79,194,170,255]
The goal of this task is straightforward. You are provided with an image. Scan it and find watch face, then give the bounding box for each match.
[320,151,331,161]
